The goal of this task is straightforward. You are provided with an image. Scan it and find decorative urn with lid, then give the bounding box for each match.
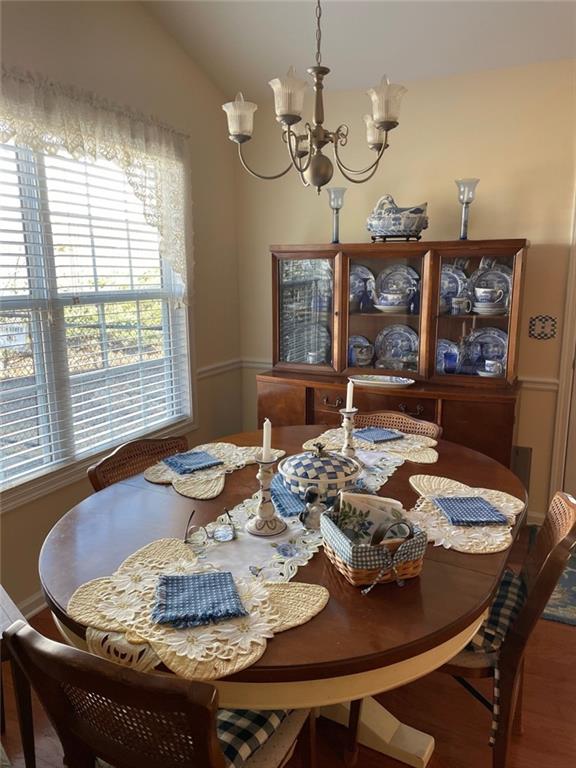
[278,443,362,503]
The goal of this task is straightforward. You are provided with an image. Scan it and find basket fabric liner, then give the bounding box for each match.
[320,510,427,571]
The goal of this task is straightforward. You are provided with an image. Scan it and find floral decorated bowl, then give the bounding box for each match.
[278,443,362,503]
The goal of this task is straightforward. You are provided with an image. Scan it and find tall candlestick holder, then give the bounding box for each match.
[245,456,287,537]
[339,407,358,459]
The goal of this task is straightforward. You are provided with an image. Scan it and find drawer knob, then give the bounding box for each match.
[322,396,344,409]
[399,403,424,418]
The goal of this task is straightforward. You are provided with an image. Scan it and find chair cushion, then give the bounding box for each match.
[217,709,287,768]
[468,569,527,654]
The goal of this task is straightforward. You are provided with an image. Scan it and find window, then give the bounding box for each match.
[0,142,191,489]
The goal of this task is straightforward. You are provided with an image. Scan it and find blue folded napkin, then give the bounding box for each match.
[163,450,223,475]
[354,427,404,443]
[151,572,247,628]
[270,474,305,518]
[432,496,508,527]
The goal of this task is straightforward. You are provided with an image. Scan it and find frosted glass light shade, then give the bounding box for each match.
[367,75,407,128]
[222,93,257,141]
[269,66,307,125]
[326,187,346,210]
[363,114,384,149]
[455,178,480,204]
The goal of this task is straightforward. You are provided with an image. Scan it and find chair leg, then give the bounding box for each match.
[1,667,5,734]
[513,659,524,735]
[301,711,317,768]
[10,658,36,768]
[345,699,363,767]
[493,665,523,768]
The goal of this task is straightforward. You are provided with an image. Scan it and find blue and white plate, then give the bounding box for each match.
[436,338,459,373]
[348,335,371,365]
[375,264,419,296]
[350,265,376,308]
[465,327,508,366]
[440,264,468,302]
[348,374,415,388]
[468,263,513,304]
[374,324,419,361]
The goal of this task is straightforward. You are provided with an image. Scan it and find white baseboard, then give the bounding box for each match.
[19,590,47,619]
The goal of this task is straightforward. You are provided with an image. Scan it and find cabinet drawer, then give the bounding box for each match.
[313,388,437,422]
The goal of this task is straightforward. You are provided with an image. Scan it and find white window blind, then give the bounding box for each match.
[0,142,191,489]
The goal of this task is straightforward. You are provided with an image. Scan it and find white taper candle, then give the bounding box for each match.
[262,418,272,461]
[346,380,354,411]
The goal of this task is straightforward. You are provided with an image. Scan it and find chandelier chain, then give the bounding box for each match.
[315,0,322,66]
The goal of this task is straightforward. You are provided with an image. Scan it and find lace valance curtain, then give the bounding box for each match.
[0,68,190,293]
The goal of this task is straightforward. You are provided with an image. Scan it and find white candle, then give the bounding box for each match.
[262,418,272,461]
[346,380,354,411]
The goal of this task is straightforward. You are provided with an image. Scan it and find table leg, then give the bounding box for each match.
[321,697,435,768]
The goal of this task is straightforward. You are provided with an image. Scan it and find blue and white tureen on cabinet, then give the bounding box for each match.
[366,195,428,240]
[278,443,362,504]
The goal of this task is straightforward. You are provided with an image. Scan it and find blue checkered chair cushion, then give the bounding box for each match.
[217,709,287,767]
[163,450,223,474]
[467,569,527,745]
[354,427,403,443]
[151,572,247,629]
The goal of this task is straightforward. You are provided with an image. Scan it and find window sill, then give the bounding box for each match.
[0,416,198,513]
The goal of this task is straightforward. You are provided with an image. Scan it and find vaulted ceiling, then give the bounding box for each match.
[147,1,576,99]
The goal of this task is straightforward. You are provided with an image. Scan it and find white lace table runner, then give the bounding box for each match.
[405,474,525,553]
[302,429,438,464]
[354,450,404,492]
[67,500,327,679]
[144,442,286,499]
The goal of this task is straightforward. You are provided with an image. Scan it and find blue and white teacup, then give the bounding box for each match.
[475,287,504,304]
[378,289,411,306]
[451,297,472,315]
[485,359,504,375]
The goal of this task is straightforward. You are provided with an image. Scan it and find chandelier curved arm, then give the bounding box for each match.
[286,124,313,174]
[332,127,388,175]
[238,143,293,180]
[334,153,383,184]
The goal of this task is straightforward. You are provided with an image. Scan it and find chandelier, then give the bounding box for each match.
[222,0,406,193]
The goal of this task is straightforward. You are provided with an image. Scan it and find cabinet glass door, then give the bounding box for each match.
[277,257,334,367]
[434,251,515,379]
[346,252,424,374]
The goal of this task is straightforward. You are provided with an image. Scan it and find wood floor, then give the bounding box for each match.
[2,608,575,768]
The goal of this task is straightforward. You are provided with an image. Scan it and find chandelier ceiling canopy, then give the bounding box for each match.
[222,0,407,193]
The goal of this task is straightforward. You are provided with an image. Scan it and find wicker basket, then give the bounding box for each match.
[320,511,427,588]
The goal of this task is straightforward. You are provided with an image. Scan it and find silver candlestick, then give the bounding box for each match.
[245,456,287,537]
[339,407,358,459]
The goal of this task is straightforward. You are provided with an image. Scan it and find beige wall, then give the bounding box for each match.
[0,1,243,605]
[237,59,576,518]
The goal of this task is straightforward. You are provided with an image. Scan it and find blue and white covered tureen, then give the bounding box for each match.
[278,442,362,503]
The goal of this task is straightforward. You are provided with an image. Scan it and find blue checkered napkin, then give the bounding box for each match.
[354,427,403,443]
[270,474,305,518]
[163,450,223,475]
[151,572,247,629]
[217,709,287,767]
[432,496,507,526]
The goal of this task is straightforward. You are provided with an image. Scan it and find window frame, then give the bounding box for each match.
[1,144,196,505]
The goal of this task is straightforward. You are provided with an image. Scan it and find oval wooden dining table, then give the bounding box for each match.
[39,425,527,768]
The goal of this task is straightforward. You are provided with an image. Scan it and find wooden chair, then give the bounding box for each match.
[355,410,442,440]
[3,620,315,768]
[1,587,35,767]
[441,491,576,768]
[88,436,188,491]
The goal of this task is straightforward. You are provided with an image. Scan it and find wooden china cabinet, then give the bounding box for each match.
[257,240,527,467]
